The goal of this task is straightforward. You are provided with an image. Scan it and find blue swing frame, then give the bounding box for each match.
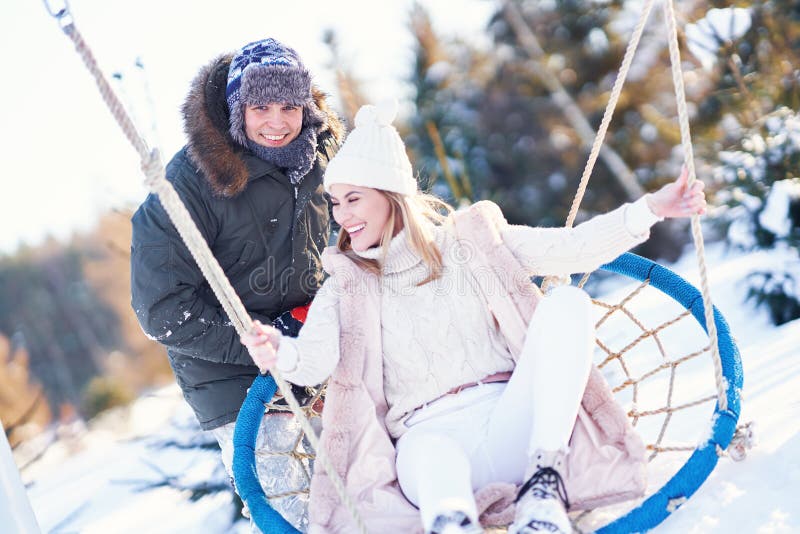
[233,252,743,533]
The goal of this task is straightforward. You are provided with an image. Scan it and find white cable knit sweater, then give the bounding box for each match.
[277,197,661,438]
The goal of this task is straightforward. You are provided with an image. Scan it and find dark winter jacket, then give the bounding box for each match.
[130,54,344,430]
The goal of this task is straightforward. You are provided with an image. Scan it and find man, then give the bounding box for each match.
[130,38,342,484]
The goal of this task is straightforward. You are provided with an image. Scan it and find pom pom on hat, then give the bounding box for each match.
[324,100,417,196]
[354,99,398,128]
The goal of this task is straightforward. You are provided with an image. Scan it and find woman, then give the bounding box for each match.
[242,101,705,534]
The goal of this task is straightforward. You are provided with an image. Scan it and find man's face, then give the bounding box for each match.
[244,103,303,148]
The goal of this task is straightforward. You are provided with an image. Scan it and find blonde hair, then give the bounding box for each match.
[337,190,453,284]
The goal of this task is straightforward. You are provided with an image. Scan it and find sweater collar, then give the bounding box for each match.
[354,228,424,275]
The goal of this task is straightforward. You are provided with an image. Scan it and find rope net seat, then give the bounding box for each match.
[574,252,743,533]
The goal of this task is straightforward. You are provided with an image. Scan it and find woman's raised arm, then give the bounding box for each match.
[501,167,706,277]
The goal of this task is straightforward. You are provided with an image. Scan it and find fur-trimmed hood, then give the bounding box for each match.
[181,53,345,198]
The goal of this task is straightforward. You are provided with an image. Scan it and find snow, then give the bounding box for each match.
[143,329,173,342]
[425,61,453,85]
[16,389,245,534]
[11,244,800,533]
[585,28,610,56]
[686,8,753,71]
[759,179,800,238]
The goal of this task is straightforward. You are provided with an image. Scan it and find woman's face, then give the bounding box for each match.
[329,184,393,251]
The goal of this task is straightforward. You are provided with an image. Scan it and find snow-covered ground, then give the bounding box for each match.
[12,244,800,533]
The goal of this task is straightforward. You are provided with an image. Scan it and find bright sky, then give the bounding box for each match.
[0,0,494,254]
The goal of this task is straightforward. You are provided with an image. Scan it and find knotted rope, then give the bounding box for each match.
[662,0,726,412]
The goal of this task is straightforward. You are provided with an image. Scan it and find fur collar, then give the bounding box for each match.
[182,53,345,198]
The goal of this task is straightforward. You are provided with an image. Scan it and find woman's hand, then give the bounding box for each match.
[646,167,707,219]
[241,320,282,374]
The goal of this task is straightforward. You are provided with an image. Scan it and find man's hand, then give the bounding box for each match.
[241,320,282,374]
[647,167,707,219]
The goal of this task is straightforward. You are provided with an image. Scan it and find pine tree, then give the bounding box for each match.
[690,2,800,324]
[482,0,652,225]
[403,1,693,260]
[404,3,490,205]
[0,213,171,423]
[714,108,800,324]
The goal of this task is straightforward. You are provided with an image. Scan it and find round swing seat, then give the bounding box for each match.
[233,252,742,533]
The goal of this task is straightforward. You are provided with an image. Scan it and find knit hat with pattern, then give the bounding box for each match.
[226,38,322,147]
[324,100,417,196]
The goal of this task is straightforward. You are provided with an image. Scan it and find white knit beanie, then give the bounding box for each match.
[324,100,417,196]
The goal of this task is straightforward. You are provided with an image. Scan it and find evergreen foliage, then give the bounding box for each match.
[404,1,688,260]
[404,4,488,205]
[715,107,800,324]
[695,1,800,324]
[0,246,118,417]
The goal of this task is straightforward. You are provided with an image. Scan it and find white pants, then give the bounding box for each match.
[395,285,595,529]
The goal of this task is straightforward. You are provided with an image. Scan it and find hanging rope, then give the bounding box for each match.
[662,0,727,413]
[562,0,656,228]
[43,2,366,531]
